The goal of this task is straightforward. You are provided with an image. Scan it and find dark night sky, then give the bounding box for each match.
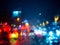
[0,0,60,25]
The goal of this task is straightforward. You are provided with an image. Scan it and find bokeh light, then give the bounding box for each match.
[54,15,59,23]
[46,21,49,25]
[8,33,18,39]
[13,11,22,17]
[49,31,53,36]
[17,17,20,22]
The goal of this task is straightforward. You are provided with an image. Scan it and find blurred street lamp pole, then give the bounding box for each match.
[13,11,22,45]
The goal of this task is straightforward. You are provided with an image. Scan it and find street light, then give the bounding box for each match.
[54,15,59,23]
[46,21,49,25]
[16,17,20,22]
[42,22,45,26]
